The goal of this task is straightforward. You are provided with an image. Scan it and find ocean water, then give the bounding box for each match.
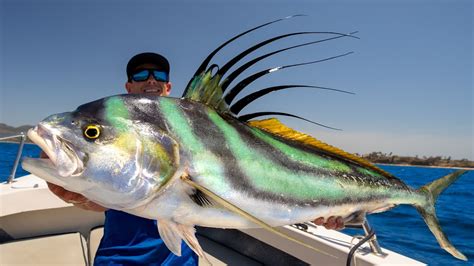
[343,165,474,266]
[1,142,472,265]
[0,142,41,181]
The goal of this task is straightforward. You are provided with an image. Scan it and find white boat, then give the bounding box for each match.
[0,134,425,265]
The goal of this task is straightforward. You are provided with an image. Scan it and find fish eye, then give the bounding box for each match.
[84,125,101,140]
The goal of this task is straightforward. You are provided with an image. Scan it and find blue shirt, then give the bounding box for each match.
[94,210,198,266]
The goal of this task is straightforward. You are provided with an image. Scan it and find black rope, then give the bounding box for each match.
[346,229,375,266]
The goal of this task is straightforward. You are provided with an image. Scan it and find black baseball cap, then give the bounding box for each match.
[126,52,170,79]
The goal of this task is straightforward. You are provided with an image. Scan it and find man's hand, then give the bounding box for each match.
[47,182,108,212]
[313,216,345,230]
[40,151,107,212]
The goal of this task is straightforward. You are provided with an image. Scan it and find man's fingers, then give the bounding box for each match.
[325,216,337,230]
[335,216,345,230]
[313,216,345,230]
[47,182,63,195]
[78,201,108,212]
[48,183,84,201]
[313,217,324,225]
[46,182,107,212]
[47,182,88,203]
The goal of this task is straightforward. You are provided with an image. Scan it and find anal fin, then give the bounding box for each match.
[157,220,183,256]
[178,224,209,262]
[157,219,212,264]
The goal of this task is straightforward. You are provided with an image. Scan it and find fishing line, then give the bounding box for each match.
[346,229,375,266]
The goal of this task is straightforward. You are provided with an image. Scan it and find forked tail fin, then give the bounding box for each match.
[416,170,468,261]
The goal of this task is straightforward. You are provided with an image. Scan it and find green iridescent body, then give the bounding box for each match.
[96,96,426,227]
[22,92,468,261]
[156,97,423,208]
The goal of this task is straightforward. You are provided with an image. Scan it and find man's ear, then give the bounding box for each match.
[125,81,132,93]
[164,82,172,96]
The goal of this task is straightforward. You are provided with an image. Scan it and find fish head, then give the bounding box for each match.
[23,96,180,209]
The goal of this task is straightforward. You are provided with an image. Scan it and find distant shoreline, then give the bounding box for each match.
[0,140,34,145]
[375,163,473,171]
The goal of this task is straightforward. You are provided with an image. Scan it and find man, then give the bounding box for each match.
[47,52,344,265]
[48,52,198,265]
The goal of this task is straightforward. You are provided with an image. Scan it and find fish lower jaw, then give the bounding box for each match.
[27,128,57,163]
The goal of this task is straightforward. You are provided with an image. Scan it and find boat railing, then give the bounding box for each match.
[295,219,386,263]
[0,133,27,184]
[360,220,385,257]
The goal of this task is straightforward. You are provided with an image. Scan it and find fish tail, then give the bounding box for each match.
[416,170,467,261]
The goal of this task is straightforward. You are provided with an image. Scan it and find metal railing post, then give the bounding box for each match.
[0,133,27,183]
[362,220,387,257]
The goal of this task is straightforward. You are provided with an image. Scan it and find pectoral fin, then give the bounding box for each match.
[181,174,337,259]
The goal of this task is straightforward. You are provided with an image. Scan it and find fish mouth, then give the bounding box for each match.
[27,124,86,177]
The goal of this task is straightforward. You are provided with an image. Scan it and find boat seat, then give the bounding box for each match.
[197,234,262,265]
[88,226,103,262]
[0,232,88,265]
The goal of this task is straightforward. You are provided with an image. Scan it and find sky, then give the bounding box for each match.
[0,0,472,159]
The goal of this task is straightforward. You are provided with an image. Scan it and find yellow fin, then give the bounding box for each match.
[183,71,228,112]
[247,118,392,178]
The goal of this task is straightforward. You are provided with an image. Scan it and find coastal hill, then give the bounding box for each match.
[359,152,473,169]
[0,123,33,139]
[0,123,472,168]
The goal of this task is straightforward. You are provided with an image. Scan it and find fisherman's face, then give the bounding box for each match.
[125,63,172,96]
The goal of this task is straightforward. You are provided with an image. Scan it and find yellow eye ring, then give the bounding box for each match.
[84,125,101,139]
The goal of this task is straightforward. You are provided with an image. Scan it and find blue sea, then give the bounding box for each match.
[1,142,472,265]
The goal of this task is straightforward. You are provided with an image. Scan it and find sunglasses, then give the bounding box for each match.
[130,69,168,82]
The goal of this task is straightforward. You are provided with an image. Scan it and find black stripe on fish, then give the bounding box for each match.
[123,95,169,128]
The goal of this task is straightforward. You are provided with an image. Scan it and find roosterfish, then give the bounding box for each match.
[23,16,467,262]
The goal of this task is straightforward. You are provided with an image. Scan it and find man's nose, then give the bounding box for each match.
[146,75,158,84]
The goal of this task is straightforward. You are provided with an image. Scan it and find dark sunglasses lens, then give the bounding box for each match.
[132,70,150,81]
[152,71,168,82]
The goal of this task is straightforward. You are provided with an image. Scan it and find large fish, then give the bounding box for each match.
[23,16,467,261]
